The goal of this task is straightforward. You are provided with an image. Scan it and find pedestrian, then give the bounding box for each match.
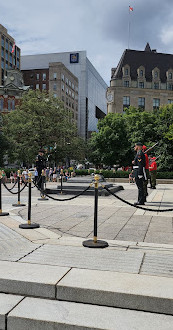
[36,149,45,188]
[45,167,49,181]
[13,171,17,183]
[142,145,150,202]
[34,167,38,184]
[149,157,157,189]
[10,171,14,184]
[133,142,146,206]
[53,167,57,182]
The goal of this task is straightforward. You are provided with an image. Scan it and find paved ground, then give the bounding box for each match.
[1,180,173,329]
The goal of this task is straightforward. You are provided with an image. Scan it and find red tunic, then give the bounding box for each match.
[149,161,157,171]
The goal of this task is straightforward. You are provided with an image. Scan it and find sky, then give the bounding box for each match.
[1,0,173,85]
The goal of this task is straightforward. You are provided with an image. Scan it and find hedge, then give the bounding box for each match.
[74,169,173,179]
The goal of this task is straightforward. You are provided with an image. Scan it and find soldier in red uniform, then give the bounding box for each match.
[149,157,157,189]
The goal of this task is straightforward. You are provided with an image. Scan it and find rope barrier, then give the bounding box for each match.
[103,185,173,212]
[5,180,18,191]
[35,182,92,201]
[2,181,27,194]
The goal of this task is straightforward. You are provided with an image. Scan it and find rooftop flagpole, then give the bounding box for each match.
[128,5,133,49]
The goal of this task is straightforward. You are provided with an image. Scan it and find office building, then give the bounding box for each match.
[0,24,21,85]
[21,51,108,138]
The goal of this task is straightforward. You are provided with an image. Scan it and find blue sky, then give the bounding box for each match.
[1,0,173,84]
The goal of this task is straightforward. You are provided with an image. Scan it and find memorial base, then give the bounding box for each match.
[83,239,109,249]
[19,223,40,229]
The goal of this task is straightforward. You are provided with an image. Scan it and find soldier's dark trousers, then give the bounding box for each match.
[135,177,145,204]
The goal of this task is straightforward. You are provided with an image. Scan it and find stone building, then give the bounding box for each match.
[107,43,173,113]
[0,24,20,86]
[21,51,107,139]
[22,62,78,123]
[0,69,29,113]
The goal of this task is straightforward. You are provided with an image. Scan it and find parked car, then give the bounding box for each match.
[28,168,35,178]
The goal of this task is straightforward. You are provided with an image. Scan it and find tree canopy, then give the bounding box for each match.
[2,90,85,165]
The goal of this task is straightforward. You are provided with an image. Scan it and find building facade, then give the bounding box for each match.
[0,69,29,113]
[107,43,173,113]
[21,51,107,138]
[22,62,78,123]
[0,24,20,86]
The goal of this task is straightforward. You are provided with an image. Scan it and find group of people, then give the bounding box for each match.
[133,142,157,206]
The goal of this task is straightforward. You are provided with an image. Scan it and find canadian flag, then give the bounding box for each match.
[129,6,133,11]
[12,42,15,53]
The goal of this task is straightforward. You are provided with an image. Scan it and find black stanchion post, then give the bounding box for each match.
[0,170,9,216]
[19,173,40,229]
[83,174,108,248]
[38,170,48,201]
[12,170,26,207]
[60,169,63,194]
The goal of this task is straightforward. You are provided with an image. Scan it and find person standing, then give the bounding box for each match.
[133,142,146,206]
[149,157,157,189]
[142,145,150,202]
[36,149,45,188]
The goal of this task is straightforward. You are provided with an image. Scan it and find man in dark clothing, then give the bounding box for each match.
[133,142,146,206]
[36,149,45,189]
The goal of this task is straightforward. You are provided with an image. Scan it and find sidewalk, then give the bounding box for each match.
[0,181,173,329]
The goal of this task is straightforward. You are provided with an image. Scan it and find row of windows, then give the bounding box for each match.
[1,58,19,69]
[35,83,47,90]
[0,98,15,111]
[30,73,47,80]
[123,96,173,110]
[123,80,173,90]
[61,73,78,92]
[124,68,173,80]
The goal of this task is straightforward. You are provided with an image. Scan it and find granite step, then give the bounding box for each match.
[7,296,173,330]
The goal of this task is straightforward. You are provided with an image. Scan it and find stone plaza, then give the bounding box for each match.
[0,180,173,329]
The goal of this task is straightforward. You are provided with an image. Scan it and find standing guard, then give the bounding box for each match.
[133,142,146,206]
[142,145,150,202]
[36,149,45,189]
[149,157,157,189]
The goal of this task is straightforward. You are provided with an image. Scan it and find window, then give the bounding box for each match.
[66,88,68,95]
[75,86,78,93]
[124,80,129,87]
[138,97,145,110]
[36,84,39,89]
[36,73,39,80]
[9,54,12,64]
[1,49,4,58]
[53,73,57,80]
[169,72,173,80]
[154,71,158,78]
[69,80,71,87]
[1,59,4,69]
[61,73,65,81]
[69,90,71,97]
[72,92,74,99]
[154,83,159,89]
[168,84,173,90]
[125,68,129,76]
[5,51,8,61]
[139,82,144,88]
[43,73,46,80]
[8,99,15,111]
[17,49,20,58]
[65,77,68,85]
[153,98,160,110]
[53,83,57,91]
[72,83,74,90]
[17,60,19,69]
[123,96,130,109]
[30,74,34,79]
[5,39,8,50]
[42,84,46,90]
[140,70,144,77]
[61,84,64,91]
[168,99,173,104]
[1,37,4,47]
[53,94,57,98]
[0,98,4,111]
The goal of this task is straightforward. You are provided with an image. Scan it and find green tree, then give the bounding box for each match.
[2,90,84,165]
[88,113,130,166]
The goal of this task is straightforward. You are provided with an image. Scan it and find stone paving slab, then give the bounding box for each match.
[141,253,173,278]
[57,268,173,315]
[0,261,70,298]
[7,296,173,330]
[19,244,144,274]
[0,293,23,330]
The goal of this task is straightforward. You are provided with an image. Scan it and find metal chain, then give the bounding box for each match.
[103,186,173,212]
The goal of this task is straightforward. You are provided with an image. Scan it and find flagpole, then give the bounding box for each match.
[128,11,130,49]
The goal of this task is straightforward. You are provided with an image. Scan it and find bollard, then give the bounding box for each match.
[12,170,26,207]
[19,173,40,229]
[60,169,64,194]
[38,170,49,201]
[0,170,9,216]
[83,174,108,248]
